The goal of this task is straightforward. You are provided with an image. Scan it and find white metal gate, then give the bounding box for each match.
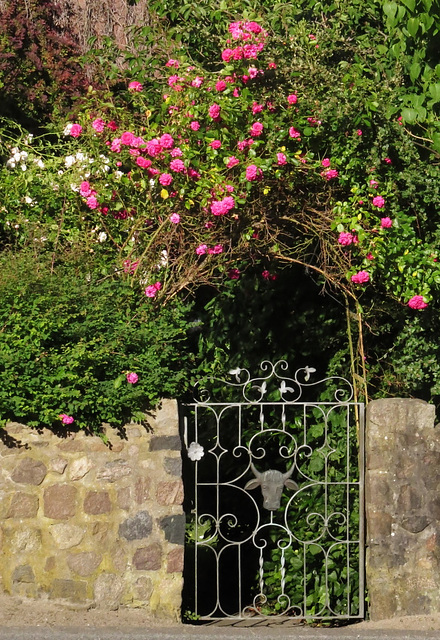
[181,361,365,621]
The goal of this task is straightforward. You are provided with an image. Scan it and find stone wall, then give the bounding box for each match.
[0,400,184,619]
[366,398,440,620]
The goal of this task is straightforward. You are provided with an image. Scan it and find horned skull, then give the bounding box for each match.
[244,462,298,511]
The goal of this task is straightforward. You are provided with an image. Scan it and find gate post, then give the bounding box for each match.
[366,398,440,620]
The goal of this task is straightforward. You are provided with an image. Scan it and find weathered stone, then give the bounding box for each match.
[117,486,131,510]
[84,491,112,515]
[69,457,93,480]
[154,399,179,434]
[112,544,128,572]
[7,492,39,519]
[10,528,41,552]
[44,484,77,520]
[50,458,68,474]
[167,548,184,573]
[67,552,103,577]
[50,578,87,602]
[91,521,109,544]
[11,458,47,485]
[367,511,393,541]
[50,523,85,549]
[45,557,56,572]
[12,565,35,583]
[164,457,182,476]
[149,436,181,451]
[156,481,184,506]
[134,477,151,504]
[57,439,85,453]
[134,576,153,602]
[94,573,124,610]
[160,515,185,544]
[96,459,131,482]
[366,398,440,621]
[119,511,152,540]
[133,543,162,570]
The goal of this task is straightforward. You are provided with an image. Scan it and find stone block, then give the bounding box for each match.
[134,576,153,602]
[6,492,39,519]
[57,439,85,453]
[10,528,41,552]
[156,481,184,506]
[154,399,179,434]
[117,486,131,510]
[134,478,151,504]
[164,457,182,476]
[93,573,124,610]
[49,523,85,549]
[96,459,131,482]
[44,484,77,520]
[160,515,185,544]
[11,458,47,485]
[119,511,153,540]
[167,548,184,573]
[84,491,112,515]
[133,543,162,570]
[50,578,87,602]
[12,565,35,584]
[69,456,93,480]
[91,521,109,544]
[67,552,103,577]
[149,436,181,451]
[50,458,68,474]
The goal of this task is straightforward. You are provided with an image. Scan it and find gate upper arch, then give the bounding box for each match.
[181,360,365,622]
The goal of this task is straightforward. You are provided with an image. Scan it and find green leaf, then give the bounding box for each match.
[401,107,418,122]
[406,17,420,37]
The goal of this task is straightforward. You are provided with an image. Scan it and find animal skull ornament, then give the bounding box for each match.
[244,462,299,511]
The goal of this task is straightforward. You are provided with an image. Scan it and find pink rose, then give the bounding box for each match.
[246,164,259,181]
[351,270,370,284]
[380,217,393,228]
[208,104,221,119]
[136,156,152,169]
[289,127,300,138]
[208,244,223,254]
[126,372,139,384]
[170,159,185,172]
[250,122,263,137]
[165,59,179,68]
[145,282,162,298]
[196,244,208,255]
[190,121,200,131]
[227,156,239,169]
[287,94,298,105]
[372,195,385,208]
[59,414,74,425]
[321,158,331,168]
[324,169,339,180]
[210,140,222,149]
[252,102,264,114]
[170,213,180,223]
[80,181,92,197]
[146,139,162,157]
[215,80,227,92]
[277,153,287,165]
[228,268,241,279]
[69,124,82,138]
[121,131,135,146]
[86,195,99,209]
[159,173,173,186]
[92,118,105,133]
[407,295,428,309]
[338,232,357,246]
[128,81,143,92]
[159,133,174,149]
[191,77,203,88]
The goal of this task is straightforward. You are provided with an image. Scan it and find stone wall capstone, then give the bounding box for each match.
[0,399,184,619]
[366,398,440,620]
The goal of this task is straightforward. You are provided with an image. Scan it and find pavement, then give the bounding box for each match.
[1,624,440,640]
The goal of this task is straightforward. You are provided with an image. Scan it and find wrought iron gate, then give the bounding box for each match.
[181,361,364,622]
